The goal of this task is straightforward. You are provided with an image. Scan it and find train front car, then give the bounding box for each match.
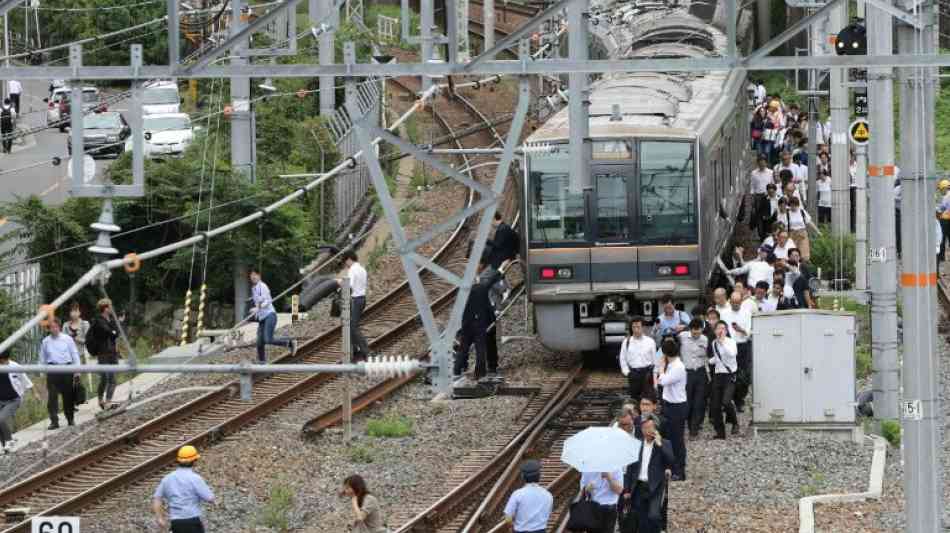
[523,1,749,353]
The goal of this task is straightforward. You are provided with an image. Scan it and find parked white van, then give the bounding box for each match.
[141,81,181,115]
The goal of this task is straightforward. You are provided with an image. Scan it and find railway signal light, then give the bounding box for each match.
[835,22,867,55]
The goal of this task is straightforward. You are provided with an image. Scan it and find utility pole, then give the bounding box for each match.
[313,0,337,116]
[854,141,868,290]
[829,2,850,237]
[756,0,770,47]
[567,0,590,195]
[805,11,819,214]
[421,0,435,92]
[867,0,899,423]
[897,0,943,529]
[231,0,254,323]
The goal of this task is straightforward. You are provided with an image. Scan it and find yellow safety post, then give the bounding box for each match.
[195,284,208,338]
[179,289,192,346]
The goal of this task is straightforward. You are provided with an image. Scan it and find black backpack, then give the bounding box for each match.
[0,106,11,130]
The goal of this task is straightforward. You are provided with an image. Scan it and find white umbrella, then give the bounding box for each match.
[561,426,642,473]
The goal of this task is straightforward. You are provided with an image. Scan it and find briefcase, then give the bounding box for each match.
[73,380,88,405]
[566,494,602,531]
[329,293,342,318]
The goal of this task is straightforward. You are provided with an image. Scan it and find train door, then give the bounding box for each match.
[590,163,639,293]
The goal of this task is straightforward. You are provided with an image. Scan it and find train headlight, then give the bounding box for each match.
[658,264,690,276]
[539,267,573,280]
[557,267,573,279]
[657,266,672,276]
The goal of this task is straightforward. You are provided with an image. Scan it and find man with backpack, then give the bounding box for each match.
[652,294,690,345]
[1,98,15,154]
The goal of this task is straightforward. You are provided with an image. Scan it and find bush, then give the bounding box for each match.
[855,345,872,381]
[881,419,901,447]
[809,231,856,282]
[366,413,414,438]
[349,444,376,464]
[258,483,296,532]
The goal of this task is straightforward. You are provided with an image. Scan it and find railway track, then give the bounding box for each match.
[0,80,518,532]
[394,371,628,533]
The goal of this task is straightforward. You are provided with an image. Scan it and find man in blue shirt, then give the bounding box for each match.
[652,294,690,345]
[39,318,81,429]
[249,269,297,364]
[153,445,215,533]
[504,460,553,533]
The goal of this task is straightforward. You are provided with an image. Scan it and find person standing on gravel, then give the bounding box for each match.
[39,318,81,429]
[342,474,387,533]
[0,350,33,453]
[708,320,740,439]
[250,268,298,364]
[153,445,215,533]
[619,317,656,404]
[504,460,553,533]
[624,414,674,533]
[655,338,687,481]
[339,251,370,360]
[677,319,708,439]
[454,257,495,382]
[579,469,623,533]
[86,299,120,410]
[718,292,752,413]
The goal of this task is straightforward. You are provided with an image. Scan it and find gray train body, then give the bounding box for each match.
[523,1,753,352]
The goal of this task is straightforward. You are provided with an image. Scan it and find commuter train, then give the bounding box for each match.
[523,0,752,352]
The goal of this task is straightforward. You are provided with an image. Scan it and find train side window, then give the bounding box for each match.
[527,150,586,243]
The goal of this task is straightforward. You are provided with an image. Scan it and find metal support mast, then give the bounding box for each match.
[484,0,495,52]
[897,0,943,529]
[829,2,850,237]
[867,0,900,423]
[313,0,337,116]
[421,0,435,92]
[231,0,254,323]
[567,0,591,194]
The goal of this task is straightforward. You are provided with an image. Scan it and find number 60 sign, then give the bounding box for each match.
[31,517,79,533]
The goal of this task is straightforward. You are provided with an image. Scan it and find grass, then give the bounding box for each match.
[366,237,390,272]
[257,482,297,532]
[880,419,901,447]
[349,444,376,464]
[817,297,871,381]
[810,230,856,283]
[799,468,828,498]
[366,412,414,438]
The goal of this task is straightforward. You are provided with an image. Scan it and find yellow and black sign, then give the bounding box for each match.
[849,119,870,146]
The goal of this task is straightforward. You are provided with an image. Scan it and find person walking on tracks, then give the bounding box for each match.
[504,460,553,533]
[249,268,297,364]
[655,337,687,481]
[0,350,33,453]
[0,98,15,154]
[338,250,370,360]
[578,469,624,533]
[39,318,81,429]
[623,414,674,533]
[677,318,708,439]
[618,316,656,404]
[153,445,215,533]
[708,320,740,439]
[87,298,120,410]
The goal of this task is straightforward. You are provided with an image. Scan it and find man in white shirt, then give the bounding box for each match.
[339,250,370,359]
[771,231,796,260]
[656,338,687,481]
[727,245,775,290]
[504,460,553,533]
[7,80,21,114]
[718,292,753,413]
[624,414,674,533]
[754,281,777,313]
[250,269,297,364]
[579,468,624,533]
[39,319,81,429]
[774,151,808,197]
[749,156,773,231]
[618,316,657,403]
[677,320,708,438]
[712,287,729,316]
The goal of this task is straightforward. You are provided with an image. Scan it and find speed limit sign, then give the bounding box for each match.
[31,517,79,533]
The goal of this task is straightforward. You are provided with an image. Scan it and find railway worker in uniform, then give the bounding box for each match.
[579,468,624,533]
[39,318,81,429]
[708,320,739,439]
[652,294,690,344]
[0,350,33,452]
[339,251,370,360]
[678,319,708,439]
[618,316,657,404]
[503,460,553,533]
[487,212,520,270]
[623,414,674,533]
[454,256,495,382]
[655,337,687,480]
[719,292,752,415]
[249,269,297,364]
[153,445,215,533]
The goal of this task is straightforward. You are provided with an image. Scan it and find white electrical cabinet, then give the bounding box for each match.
[751,309,858,438]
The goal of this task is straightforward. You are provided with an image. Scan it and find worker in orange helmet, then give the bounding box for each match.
[152,445,215,533]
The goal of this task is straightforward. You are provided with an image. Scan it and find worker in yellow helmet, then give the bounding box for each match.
[936,180,950,264]
[152,445,215,533]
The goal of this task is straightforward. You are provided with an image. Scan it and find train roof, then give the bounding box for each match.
[526,3,732,144]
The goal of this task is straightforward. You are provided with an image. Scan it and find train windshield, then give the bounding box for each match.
[638,141,696,243]
[528,148,586,242]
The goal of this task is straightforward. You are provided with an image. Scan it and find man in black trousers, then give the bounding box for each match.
[454,257,494,382]
[623,414,674,533]
[677,318,709,438]
[486,213,519,269]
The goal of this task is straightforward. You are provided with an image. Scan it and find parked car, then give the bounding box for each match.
[142,81,181,115]
[67,111,130,159]
[125,113,195,159]
[46,86,106,132]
